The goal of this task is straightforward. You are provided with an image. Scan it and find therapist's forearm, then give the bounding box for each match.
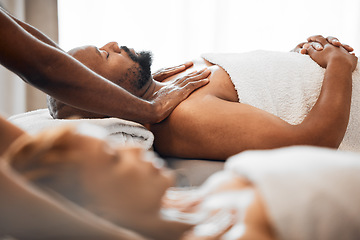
[0,7,61,50]
[0,10,157,123]
[12,17,61,50]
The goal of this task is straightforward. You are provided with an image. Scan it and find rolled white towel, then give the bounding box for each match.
[8,109,154,150]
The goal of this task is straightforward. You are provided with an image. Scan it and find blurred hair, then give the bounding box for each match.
[3,126,90,206]
[2,125,149,240]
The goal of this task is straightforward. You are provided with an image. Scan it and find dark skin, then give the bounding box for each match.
[150,36,357,159]
[0,116,27,156]
[47,42,211,119]
[48,36,357,160]
[0,7,209,124]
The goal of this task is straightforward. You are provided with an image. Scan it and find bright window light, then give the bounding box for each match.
[58,0,360,71]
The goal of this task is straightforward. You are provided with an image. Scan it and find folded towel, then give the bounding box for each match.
[202,51,360,152]
[8,109,154,150]
[225,146,360,240]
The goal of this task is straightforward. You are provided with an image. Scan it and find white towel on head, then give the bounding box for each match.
[8,109,154,149]
[202,50,360,152]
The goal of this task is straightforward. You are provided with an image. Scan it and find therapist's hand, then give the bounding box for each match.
[153,62,194,82]
[291,35,354,54]
[149,68,211,123]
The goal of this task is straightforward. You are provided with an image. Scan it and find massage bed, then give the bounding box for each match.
[4,49,360,238]
[8,108,225,187]
[1,108,224,239]
[3,109,360,239]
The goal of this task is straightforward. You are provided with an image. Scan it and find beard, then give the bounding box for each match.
[120,46,153,90]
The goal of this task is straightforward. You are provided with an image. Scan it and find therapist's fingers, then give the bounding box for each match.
[176,68,211,87]
[147,68,210,123]
[153,61,194,82]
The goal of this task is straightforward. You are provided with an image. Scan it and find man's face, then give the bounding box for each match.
[68,42,153,96]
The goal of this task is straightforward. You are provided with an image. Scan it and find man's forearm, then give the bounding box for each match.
[298,60,352,147]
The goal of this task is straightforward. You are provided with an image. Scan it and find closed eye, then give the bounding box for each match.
[101,50,110,59]
[94,47,109,59]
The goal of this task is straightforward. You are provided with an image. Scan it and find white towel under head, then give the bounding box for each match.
[8,109,154,150]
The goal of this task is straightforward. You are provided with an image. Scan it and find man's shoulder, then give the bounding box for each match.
[169,93,238,122]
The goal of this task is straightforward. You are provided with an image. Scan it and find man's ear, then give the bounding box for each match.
[47,95,107,119]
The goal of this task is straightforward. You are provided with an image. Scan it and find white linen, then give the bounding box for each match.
[225,146,360,240]
[202,51,360,152]
[8,109,154,149]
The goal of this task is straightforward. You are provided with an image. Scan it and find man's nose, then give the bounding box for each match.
[100,42,120,52]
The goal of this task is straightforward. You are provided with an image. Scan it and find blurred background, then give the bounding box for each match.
[1,0,360,117]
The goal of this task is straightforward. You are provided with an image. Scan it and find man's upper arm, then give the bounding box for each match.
[153,95,298,160]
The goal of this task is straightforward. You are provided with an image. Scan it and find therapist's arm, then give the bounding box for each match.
[1,7,60,49]
[0,8,209,124]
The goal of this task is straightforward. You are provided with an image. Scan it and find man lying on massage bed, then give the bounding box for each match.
[48,35,359,160]
[0,6,210,125]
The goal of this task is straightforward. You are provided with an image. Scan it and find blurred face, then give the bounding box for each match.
[69,42,153,96]
[70,133,174,223]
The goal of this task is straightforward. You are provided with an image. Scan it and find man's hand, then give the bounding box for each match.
[150,68,211,123]
[292,35,354,54]
[153,62,194,82]
[302,35,357,71]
